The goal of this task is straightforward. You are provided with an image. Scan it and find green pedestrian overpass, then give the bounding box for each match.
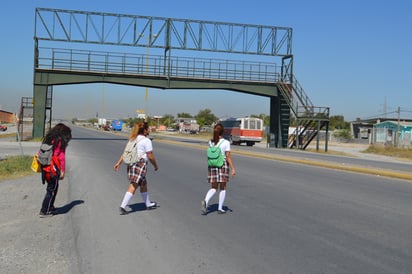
[31,8,329,149]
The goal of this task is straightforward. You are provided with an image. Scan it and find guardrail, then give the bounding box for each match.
[36,47,282,83]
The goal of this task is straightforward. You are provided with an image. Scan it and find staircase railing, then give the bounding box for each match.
[277,75,330,149]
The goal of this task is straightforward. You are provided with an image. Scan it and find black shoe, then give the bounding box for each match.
[217,209,226,214]
[147,202,157,210]
[201,200,208,215]
[119,207,129,215]
[48,206,58,215]
[39,211,53,218]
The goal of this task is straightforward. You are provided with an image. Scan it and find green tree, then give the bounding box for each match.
[177,112,192,118]
[250,114,270,127]
[124,117,144,128]
[289,115,296,126]
[195,109,218,128]
[88,118,98,124]
[160,114,175,127]
[332,129,351,140]
[329,115,349,130]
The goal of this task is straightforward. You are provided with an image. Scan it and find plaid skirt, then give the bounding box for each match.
[208,159,229,183]
[127,159,147,186]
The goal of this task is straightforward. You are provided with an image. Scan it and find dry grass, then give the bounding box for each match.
[0,155,34,181]
[0,133,16,139]
[364,144,412,160]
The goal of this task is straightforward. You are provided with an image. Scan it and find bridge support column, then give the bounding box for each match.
[268,96,280,148]
[32,84,48,138]
[279,94,290,148]
[268,95,290,148]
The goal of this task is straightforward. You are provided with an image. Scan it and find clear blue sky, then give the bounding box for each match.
[1,0,411,122]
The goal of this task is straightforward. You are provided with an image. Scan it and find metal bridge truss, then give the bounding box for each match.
[35,8,292,57]
[32,8,329,149]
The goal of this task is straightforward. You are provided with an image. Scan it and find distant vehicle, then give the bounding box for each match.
[112,120,123,131]
[97,118,107,130]
[219,117,264,146]
[176,118,200,134]
[0,125,7,132]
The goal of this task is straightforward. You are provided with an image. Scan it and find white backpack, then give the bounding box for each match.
[122,136,145,165]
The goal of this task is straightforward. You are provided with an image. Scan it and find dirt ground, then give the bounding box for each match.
[0,174,73,274]
[0,129,73,274]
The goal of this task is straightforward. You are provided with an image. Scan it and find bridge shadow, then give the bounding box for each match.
[55,200,85,214]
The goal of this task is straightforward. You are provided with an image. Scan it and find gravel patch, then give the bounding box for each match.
[0,175,74,274]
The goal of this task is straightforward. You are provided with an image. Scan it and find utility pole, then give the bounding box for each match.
[397,106,400,147]
[102,83,105,115]
[142,33,157,116]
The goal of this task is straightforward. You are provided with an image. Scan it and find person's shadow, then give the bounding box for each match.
[128,202,152,213]
[55,200,84,214]
[202,204,233,215]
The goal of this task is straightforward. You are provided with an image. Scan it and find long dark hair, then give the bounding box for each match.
[42,123,72,150]
[212,123,224,145]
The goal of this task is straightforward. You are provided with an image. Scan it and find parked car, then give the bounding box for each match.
[0,125,7,131]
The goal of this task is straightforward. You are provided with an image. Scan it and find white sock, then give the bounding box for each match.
[218,190,226,211]
[121,192,133,209]
[204,188,216,206]
[141,192,155,207]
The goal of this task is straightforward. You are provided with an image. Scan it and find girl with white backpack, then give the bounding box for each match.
[114,121,159,215]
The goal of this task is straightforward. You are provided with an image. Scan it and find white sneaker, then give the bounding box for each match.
[119,207,129,215]
[147,202,157,210]
[201,200,207,215]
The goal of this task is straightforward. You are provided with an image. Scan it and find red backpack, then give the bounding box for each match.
[41,154,61,184]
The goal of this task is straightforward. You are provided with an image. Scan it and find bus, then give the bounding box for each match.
[219,117,264,146]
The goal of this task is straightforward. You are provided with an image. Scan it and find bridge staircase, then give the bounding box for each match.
[277,76,329,149]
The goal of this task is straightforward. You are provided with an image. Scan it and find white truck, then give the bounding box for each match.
[176,118,200,134]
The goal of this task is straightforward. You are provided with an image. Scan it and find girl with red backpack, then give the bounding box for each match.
[39,123,72,217]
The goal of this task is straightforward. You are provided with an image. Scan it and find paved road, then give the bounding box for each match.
[2,125,412,273]
[67,127,412,272]
[153,133,412,178]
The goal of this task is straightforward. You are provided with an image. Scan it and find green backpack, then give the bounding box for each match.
[207,139,224,167]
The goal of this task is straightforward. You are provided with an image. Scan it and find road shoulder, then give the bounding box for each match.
[0,174,73,274]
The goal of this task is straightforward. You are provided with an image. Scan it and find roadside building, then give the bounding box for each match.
[373,120,412,147]
[0,110,14,123]
[351,121,373,140]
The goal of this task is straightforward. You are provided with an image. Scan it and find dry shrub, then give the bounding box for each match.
[364,144,412,159]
